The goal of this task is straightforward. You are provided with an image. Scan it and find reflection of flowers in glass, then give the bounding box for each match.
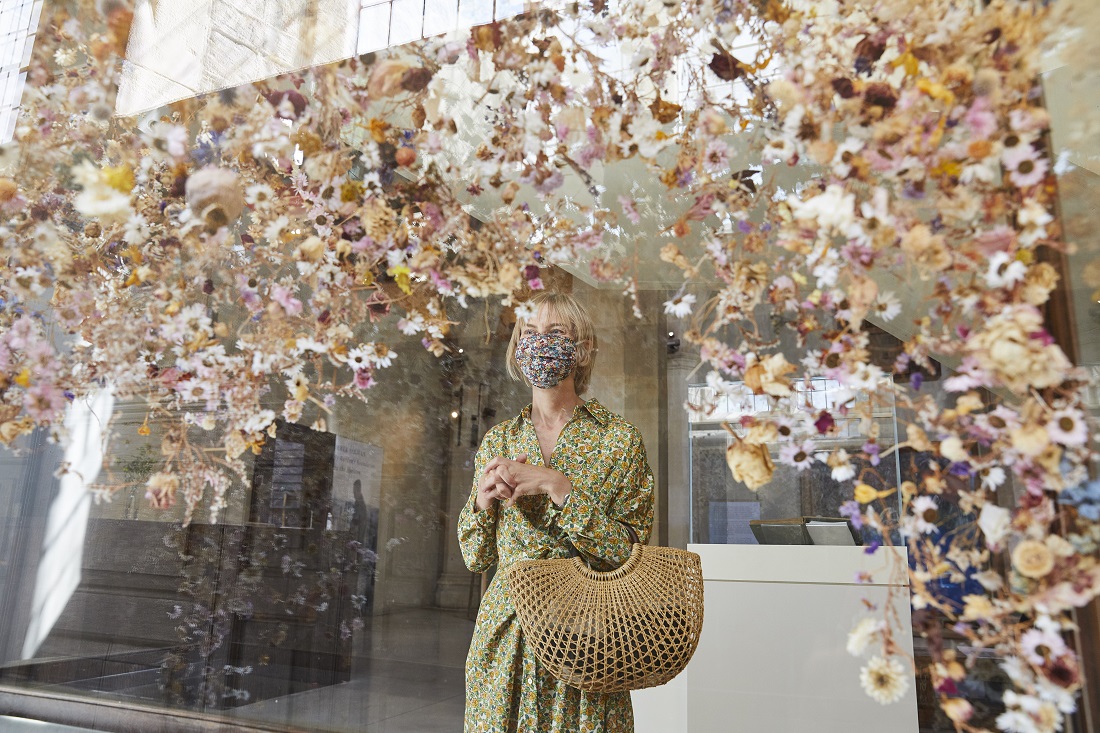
[859,656,908,704]
[791,184,856,233]
[1012,540,1055,580]
[185,166,244,227]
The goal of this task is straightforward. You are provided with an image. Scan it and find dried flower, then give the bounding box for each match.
[726,438,775,491]
[1013,540,1056,580]
[185,167,244,228]
[368,59,411,98]
[860,656,908,705]
[978,503,1012,550]
[743,353,796,397]
[847,617,883,656]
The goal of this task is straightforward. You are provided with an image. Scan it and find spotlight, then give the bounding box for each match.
[451,410,459,419]
[666,331,681,355]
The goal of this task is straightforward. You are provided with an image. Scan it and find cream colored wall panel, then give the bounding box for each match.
[688,580,917,733]
[634,545,917,733]
[693,543,906,586]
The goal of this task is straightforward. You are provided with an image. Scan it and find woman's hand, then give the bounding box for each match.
[481,454,572,508]
[475,455,524,511]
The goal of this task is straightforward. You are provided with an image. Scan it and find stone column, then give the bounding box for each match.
[665,325,695,549]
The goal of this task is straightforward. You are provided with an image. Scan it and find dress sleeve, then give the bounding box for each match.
[555,427,654,571]
[458,430,500,573]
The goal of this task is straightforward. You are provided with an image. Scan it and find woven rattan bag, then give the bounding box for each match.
[505,529,704,693]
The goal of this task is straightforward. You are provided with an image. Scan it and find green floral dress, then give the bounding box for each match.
[459,398,654,733]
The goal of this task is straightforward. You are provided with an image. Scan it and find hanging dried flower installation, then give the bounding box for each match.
[1,0,1097,726]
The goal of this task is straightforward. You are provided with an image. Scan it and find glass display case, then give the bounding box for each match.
[688,376,903,545]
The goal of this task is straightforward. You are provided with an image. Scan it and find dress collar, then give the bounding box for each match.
[515,398,610,428]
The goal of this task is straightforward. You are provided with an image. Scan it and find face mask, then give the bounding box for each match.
[515,332,578,389]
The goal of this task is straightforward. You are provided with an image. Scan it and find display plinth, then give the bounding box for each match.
[632,544,918,733]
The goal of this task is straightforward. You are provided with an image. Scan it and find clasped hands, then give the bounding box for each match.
[475,454,571,512]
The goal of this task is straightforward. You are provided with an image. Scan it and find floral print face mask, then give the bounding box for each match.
[515,332,578,389]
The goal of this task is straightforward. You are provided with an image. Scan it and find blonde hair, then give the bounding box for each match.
[506,292,598,395]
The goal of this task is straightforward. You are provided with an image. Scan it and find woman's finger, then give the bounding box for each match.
[492,465,517,487]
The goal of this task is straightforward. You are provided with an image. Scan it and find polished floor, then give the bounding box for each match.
[0,718,99,732]
[227,607,475,732]
[1,607,475,733]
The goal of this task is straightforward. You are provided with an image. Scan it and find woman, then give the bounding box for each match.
[458,291,655,733]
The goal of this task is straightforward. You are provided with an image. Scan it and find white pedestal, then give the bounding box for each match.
[632,544,918,733]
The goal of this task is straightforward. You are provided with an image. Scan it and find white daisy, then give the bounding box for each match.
[872,291,901,321]
[985,252,1027,288]
[909,496,940,535]
[346,347,371,371]
[771,414,804,442]
[1046,408,1088,447]
[366,343,396,368]
[245,183,275,209]
[122,213,150,245]
[294,337,328,355]
[263,214,290,242]
[779,440,816,471]
[831,137,865,178]
[1018,198,1053,229]
[1020,627,1068,667]
[663,293,696,319]
[1005,146,1049,188]
[859,656,908,705]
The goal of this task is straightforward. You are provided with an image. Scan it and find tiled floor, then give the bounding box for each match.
[227,607,475,733]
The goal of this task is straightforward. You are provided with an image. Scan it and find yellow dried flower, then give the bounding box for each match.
[102,165,135,193]
[961,594,994,621]
[1012,539,1055,580]
[854,483,879,504]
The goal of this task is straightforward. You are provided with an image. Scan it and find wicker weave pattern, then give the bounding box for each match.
[505,544,704,693]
